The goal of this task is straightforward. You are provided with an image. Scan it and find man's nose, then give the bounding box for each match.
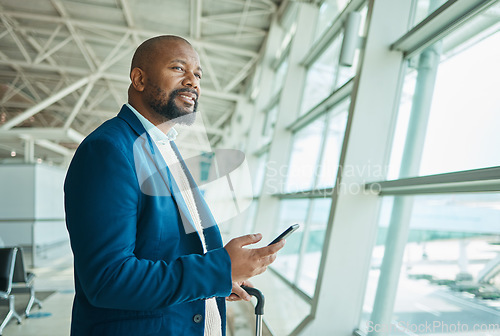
[182,73,199,89]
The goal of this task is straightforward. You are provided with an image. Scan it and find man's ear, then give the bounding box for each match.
[130,67,146,92]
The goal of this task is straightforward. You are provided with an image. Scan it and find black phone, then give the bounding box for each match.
[268,224,300,246]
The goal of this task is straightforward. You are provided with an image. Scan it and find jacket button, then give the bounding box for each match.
[193,314,203,323]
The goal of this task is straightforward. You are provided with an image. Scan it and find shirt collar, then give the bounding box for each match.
[126,103,178,142]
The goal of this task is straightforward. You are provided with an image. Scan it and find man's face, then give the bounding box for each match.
[144,40,202,125]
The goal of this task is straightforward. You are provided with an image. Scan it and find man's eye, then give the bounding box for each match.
[195,73,202,79]
[173,66,183,71]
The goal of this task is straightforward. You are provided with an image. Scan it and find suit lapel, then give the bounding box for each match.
[118,105,200,237]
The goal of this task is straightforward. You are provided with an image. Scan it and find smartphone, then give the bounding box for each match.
[268,224,300,246]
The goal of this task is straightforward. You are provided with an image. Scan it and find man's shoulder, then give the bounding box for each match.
[83,115,136,147]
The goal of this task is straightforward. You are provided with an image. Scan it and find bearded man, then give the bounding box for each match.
[64,35,284,336]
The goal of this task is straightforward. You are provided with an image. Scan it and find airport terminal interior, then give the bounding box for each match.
[0,0,500,335]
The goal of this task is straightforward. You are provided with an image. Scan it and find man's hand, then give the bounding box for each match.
[224,233,285,283]
[226,280,253,302]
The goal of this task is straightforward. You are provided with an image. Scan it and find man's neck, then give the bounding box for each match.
[128,102,174,135]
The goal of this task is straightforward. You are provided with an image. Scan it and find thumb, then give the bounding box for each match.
[235,233,262,247]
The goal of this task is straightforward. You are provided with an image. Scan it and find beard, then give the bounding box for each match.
[147,86,198,126]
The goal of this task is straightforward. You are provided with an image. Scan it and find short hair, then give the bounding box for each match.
[130,35,192,74]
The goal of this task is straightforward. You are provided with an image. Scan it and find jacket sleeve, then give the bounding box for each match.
[64,134,233,311]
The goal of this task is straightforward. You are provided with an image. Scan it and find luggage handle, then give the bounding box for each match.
[241,286,265,336]
[241,285,264,315]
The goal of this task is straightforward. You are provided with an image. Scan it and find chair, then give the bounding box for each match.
[12,247,42,317]
[0,247,22,335]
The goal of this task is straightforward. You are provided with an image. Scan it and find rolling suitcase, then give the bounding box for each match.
[241,286,265,336]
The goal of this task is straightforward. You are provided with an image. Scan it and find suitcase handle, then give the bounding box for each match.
[241,285,265,315]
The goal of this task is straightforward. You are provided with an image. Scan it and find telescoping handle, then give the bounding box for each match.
[241,286,265,336]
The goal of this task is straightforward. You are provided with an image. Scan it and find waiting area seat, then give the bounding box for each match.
[0,247,22,335]
[0,246,42,335]
[12,247,42,317]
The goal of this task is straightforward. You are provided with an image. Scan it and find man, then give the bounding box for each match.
[64,35,284,336]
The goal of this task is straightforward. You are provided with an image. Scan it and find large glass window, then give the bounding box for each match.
[285,117,326,193]
[360,3,500,336]
[335,6,367,89]
[272,58,289,97]
[361,193,500,335]
[314,0,351,41]
[272,199,310,282]
[272,197,332,297]
[389,4,500,178]
[300,34,343,115]
[261,104,279,147]
[253,152,269,197]
[285,101,349,193]
[410,0,451,31]
[316,101,349,189]
[296,198,331,296]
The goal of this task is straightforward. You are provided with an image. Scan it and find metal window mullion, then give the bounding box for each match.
[366,166,500,195]
[293,198,314,285]
[268,266,313,303]
[287,79,353,133]
[301,0,366,67]
[391,0,498,59]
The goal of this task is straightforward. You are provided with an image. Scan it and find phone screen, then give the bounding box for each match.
[268,224,300,246]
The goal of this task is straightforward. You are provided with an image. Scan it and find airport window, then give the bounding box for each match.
[410,0,453,31]
[270,99,349,297]
[315,101,349,189]
[314,0,351,42]
[360,193,500,335]
[284,117,327,193]
[335,6,367,89]
[300,33,343,115]
[295,198,331,296]
[261,104,279,147]
[388,8,500,179]
[272,58,289,97]
[253,152,269,197]
[271,197,332,298]
[272,199,310,283]
[358,2,500,335]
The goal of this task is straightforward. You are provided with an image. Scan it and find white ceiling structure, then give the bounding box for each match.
[0,0,290,164]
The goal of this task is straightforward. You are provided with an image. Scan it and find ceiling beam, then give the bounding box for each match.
[0,76,91,130]
[51,0,97,71]
[199,47,222,92]
[0,58,244,104]
[223,55,259,92]
[2,10,259,58]
[190,0,202,39]
[63,79,95,129]
[0,127,84,143]
[0,33,134,130]
[0,14,32,63]
[202,9,273,21]
[119,0,141,45]
[35,138,72,156]
[235,0,253,40]
[34,23,63,62]
[34,35,72,64]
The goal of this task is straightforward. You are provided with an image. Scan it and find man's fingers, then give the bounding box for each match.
[234,286,252,301]
[233,233,262,248]
[255,239,285,257]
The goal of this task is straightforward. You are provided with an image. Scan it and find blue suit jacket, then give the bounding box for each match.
[64,105,232,336]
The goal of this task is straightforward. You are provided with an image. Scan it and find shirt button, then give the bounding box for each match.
[193,314,203,323]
